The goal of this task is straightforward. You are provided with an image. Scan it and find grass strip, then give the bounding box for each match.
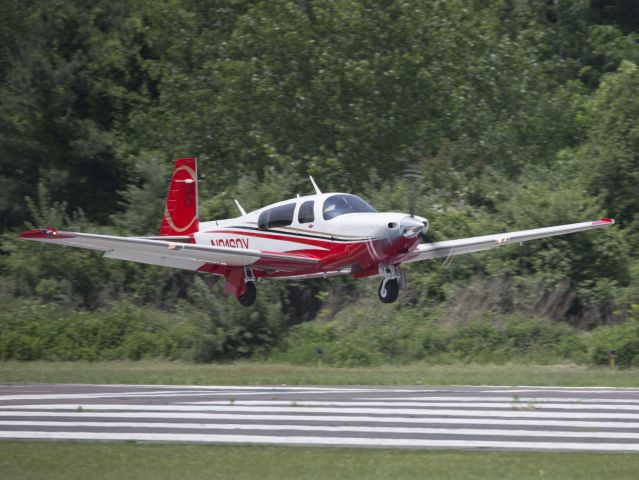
[0,361,637,386]
[1,441,638,480]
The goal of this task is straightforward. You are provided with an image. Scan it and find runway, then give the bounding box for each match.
[1,383,639,451]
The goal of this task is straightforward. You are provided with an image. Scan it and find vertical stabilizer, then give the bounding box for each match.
[160,157,199,236]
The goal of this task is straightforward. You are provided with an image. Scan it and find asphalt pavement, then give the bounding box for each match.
[1,383,639,451]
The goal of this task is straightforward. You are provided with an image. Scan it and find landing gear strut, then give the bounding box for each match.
[238,267,257,307]
[378,265,403,304]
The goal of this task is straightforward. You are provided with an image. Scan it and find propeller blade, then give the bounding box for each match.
[403,168,422,217]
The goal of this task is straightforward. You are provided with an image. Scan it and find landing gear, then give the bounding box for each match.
[377,265,403,304]
[238,281,256,306]
[237,267,257,307]
[378,278,399,303]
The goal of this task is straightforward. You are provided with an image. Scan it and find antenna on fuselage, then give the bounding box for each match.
[234,199,247,216]
[309,175,322,195]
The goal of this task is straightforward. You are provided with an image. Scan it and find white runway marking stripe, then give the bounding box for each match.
[1,410,639,429]
[355,396,639,404]
[7,403,639,420]
[0,390,369,401]
[2,385,639,452]
[0,391,242,401]
[489,387,639,393]
[2,430,639,452]
[90,385,400,392]
[3,420,639,440]
[180,400,639,410]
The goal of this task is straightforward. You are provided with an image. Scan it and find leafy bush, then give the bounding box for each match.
[588,318,639,366]
[330,340,378,367]
[271,312,597,366]
[0,298,286,363]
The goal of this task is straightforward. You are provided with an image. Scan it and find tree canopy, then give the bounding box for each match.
[1,0,639,363]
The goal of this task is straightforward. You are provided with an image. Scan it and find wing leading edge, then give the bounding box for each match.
[404,218,615,263]
[18,229,319,272]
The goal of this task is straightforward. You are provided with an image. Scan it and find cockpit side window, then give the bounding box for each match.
[322,194,377,220]
[298,200,315,224]
[258,203,296,230]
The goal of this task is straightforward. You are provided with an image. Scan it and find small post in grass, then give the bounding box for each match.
[610,349,617,369]
[315,347,323,368]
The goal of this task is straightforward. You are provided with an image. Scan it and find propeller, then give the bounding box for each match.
[403,167,429,241]
[403,168,421,217]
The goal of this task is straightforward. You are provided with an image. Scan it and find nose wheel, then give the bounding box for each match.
[378,278,399,303]
[377,265,403,304]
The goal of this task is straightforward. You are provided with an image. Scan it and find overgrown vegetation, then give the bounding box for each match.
[1,1,639,365]
[3,297,639,367]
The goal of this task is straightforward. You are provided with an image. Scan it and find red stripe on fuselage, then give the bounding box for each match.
[204,228,366,263]
[204,229,360,248]
[199,228,420,278]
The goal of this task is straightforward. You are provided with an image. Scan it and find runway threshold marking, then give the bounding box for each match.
[2,385,639,452]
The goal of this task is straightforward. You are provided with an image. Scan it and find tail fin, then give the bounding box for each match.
[160,157,199,236]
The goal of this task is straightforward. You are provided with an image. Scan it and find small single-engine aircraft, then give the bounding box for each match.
[20,158,615,306]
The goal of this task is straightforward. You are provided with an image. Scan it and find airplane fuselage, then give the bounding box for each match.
[195,192,428,281]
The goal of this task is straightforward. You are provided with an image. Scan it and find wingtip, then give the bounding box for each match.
[18,228,49,239]
[18,228,68,239]
[592,218,615,226]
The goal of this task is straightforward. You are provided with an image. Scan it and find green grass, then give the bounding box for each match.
[0,360,638,386]
[2,364,637,479]
[1,442,638,480]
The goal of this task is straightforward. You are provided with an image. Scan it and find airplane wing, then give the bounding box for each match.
[403,218,615,263]
[18,228,319,272]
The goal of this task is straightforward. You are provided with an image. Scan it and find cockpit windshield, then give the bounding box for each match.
[322,194,377,220]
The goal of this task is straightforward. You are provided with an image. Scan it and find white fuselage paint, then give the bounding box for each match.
[194,192,424,262]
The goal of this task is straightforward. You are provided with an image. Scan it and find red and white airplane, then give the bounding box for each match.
[20,157,615,306]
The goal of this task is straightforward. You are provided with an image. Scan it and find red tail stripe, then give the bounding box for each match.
[160,157,199,236]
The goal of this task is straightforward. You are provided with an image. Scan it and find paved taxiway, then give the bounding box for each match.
[1,383,639,451]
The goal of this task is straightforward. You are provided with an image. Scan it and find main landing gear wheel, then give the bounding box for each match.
[238,282,257,307]
[378,278,399,304]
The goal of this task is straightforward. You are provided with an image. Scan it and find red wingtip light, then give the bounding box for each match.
[592,218,615,226]
[18,229,47,239]
[18,228,66,239]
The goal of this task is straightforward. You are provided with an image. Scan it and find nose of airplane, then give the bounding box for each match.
[400,216,427,238]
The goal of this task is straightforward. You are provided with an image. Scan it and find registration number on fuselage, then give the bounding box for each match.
[211,238,249,249]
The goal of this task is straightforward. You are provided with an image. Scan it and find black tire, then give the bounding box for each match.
[378,279,399,303]
[238,282,257,307]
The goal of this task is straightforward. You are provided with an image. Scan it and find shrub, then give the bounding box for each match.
[330,340,377,367]
[587,320,639,366]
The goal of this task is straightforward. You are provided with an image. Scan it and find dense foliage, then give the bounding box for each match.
[1,0,639,364]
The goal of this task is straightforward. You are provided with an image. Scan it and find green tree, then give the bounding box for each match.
[573,60,639,227]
